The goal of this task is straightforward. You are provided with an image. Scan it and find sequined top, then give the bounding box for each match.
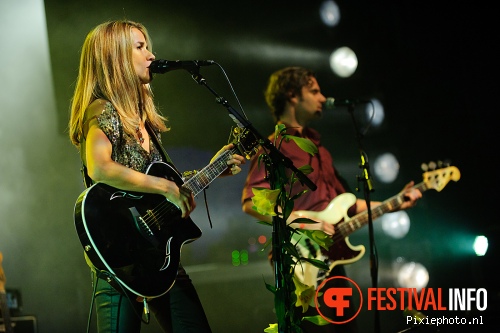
[96,101,164,172]
[82,102,168,271]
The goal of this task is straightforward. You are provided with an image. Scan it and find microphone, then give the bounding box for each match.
[324,97,370,109]
[149,59,215,74]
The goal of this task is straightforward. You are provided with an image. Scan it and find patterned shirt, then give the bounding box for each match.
[96,101,164,172]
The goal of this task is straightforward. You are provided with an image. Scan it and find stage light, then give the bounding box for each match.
[258,235,267,244]
[319,0,341,27]
[473,235,488,256]
[232,250,241,266]
[397,261,429,291]
[231,249,250,266]
[373,153,400,183]
[240,249,249,265]
[381,211,410,239]
[329,46,358,77]
[364,99,385,127]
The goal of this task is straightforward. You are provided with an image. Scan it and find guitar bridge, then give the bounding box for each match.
[146,209,161,230]
[130,207,160,247]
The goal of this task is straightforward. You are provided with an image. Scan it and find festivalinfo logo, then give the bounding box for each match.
[315,276,487,327]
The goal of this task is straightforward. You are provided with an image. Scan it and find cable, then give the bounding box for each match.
[86,269,151,333]
[86,271,99,333]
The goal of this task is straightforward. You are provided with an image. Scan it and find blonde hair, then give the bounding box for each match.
[69,20,167,147]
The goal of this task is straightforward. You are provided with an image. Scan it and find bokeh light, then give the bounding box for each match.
[373,153,400,183]
[319,0,340,27]
[329,46,358,77]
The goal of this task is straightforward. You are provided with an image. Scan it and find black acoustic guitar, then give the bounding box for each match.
[74,128,258,298]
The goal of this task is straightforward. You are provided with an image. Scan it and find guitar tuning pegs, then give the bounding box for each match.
[426,159,452,170]
[441,159,452,167]
[421,161,436,171]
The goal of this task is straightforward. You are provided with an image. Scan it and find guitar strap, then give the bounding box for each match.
[145,122,173,165]
[81,165,93,189]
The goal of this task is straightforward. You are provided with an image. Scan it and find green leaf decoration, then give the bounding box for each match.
[276,123,287,136]
[257,220,273,227]
[264,323,278,333]
[298,164,314,175]
[283,241,301,260]
[265,281,276,294]
[290,189,309,201]
[260,237,273,252]
[289,217,320,225]
[289,136,318,156]
[302,315,332,326]
[300,230,334,251]
[252,124,327,332]
[298,257,330,271]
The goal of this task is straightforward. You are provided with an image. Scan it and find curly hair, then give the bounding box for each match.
[264,66,316,122]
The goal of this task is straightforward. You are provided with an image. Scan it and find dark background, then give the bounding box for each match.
[1,0,497,332]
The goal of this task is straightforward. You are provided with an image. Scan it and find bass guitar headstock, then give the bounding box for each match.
[421,161,460,192]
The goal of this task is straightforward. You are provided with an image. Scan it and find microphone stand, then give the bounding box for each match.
[346,102,379,333]
[188,69,317,333]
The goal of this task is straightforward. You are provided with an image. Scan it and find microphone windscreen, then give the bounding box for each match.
[324,97,336,109]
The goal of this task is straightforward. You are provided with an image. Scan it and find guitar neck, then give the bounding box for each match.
[183,148,236,196]
[338,181,428,236]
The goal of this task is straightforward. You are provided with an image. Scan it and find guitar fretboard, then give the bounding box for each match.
[183,148,236,196]
[337,181,428,237]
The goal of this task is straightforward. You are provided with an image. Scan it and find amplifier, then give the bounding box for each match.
[0,316,37,333]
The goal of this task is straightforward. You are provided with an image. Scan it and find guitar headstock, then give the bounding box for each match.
[231,127,260,160]
[422,162,461,192]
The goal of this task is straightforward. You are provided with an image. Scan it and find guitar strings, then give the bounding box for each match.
[328,181,427,243]
[139,150,234,230]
